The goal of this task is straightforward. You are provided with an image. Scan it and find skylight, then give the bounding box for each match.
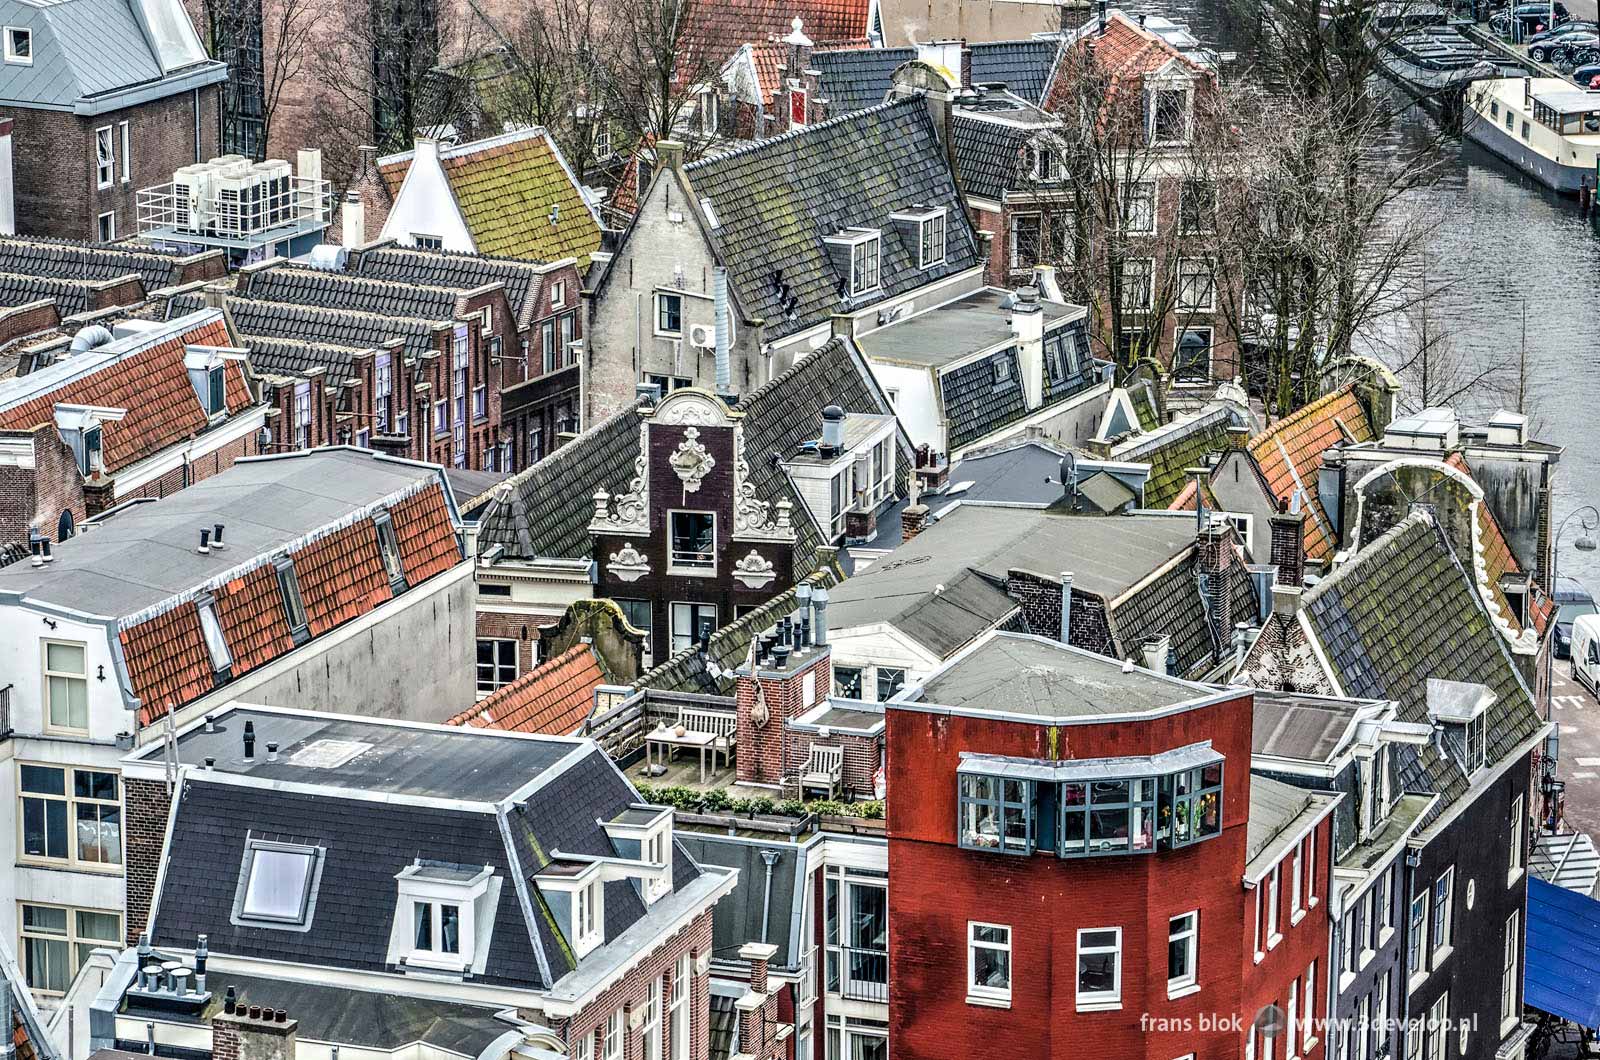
[232,839,324,929]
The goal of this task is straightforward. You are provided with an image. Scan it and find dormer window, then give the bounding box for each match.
[1426,678,1493,776]
[390,861,499,975]
[603,804,674,905]
[576,878,601,947]
[186,347,239,417]
[825,228,882,297]
[893,207,947,269]
[537,859,607,960]
[54,404,121,476]
[1025,143,1059,181]
[5,27,30,65]
[1147,82,1192,145]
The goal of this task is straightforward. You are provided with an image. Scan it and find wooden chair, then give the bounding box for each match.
[680,707,737,770]
[800,744,843,800]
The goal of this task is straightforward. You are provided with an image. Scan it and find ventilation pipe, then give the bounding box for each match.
[713,265,732,396]
[69,325,114,354]
[212,523,226,550]
[198,529,210,555]
[812,587,830,646]
[242,720,255,761]
[821,405,845,456]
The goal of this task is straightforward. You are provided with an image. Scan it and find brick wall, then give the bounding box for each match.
[1000,570,1117,657]
[124,775,175,945]
[0,86,220,241]
[0,425,86,546]
[116,429,260,504]
[0,301,60,350]
[559,908,714,1060]
[475,609,544,675]
[780,727,879,799]
[736,649,830,787]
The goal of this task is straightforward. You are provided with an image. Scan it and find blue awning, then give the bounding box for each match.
[1526,876,1600,1028]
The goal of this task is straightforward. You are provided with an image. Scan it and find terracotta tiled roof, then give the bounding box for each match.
[391,482,462,583]
[449,644,603,735]
[379,130,602,262]
[121,605,216,726]
[0,314,252,473]
[213,564,295,676]
[687,0,871,56]
[748,40,787,104]
[1167,476,1219,512]
[295,520,394,636]
[1248,386,1374,560]
[1054,13,1213,112]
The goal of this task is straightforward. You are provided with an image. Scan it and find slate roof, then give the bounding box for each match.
[1251,690,1367,764]
[379,129,602,262]
[1245,774,1316,863]
[676,836,802,967]
[0,0,225,112]
[1300,513,1544,829]
[0,310,251,472]
[0,270,124,315]
[150,736,707,992]
[243,336,364,381]
[1108,543,1258,677]
[480,336,900,577]
[1248,385,1373,560]
[0,236,207,289]
[244,265,466,322]
[1114,401,1247,508]
[354,245,553,322]
[951,114,1027,202]
[167,291,443,361]
[684,99,979,341]
[449,644,604,735]
[814,39,1060,114]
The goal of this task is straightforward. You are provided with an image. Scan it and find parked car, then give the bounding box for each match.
[1572,613,1600,694]
[1570,60,1600,85]
[1546,30,1600,63]
[1555,576,1597,659]
[1495,2,1572,38]
[1527,19,1597,46]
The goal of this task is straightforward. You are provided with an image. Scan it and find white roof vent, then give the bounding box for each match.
[1382,406,1458,452]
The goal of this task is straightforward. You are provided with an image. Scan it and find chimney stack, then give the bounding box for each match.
[211,1003,298,1060]
[1010,286,1045,410]
[341,192,365,250]
[1269,503,1307,588]
[1198,519,1235,662]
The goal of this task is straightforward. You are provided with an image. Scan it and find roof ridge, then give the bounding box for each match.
[495,398,646,491]
[686,95,926,172]
[1251,384,1360,446]
[366,245,554,269]
[228,295,443,330]
[270,266,468,299]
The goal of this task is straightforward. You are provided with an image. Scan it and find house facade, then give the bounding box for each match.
[0,0,225,241]
[885,631,1336,1060]
[0,448,473,1004]
[0,311,264,551]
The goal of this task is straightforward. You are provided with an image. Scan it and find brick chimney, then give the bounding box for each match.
[1269,503,1306,588]
[211,1002,297,1060]
[123,775,175,944]
[1197,518,1235,661]
[736,602,831,786]
[900,504,929,540]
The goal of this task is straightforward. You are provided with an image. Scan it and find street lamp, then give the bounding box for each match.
[1552,505,1600,598]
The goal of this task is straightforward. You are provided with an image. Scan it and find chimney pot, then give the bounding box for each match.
[773,644,791,668]
[812,588,830,646]
[198,528,211,554]
[213,523,226,548]
[223,986,237,1014]
[266,742,279,762]
[242,719,256,760]
[247,1005,261,1020]
[204,713,216,733]
[274,1009,287,1024]
[41,539,52,562]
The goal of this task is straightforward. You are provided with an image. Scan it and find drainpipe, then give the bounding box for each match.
[759,849,782,943]
[714,265,732,397]
[1059,571,1073,645]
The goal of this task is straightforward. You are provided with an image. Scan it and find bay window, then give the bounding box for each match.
[1061,777,1155,856]
[958,774,1031,854]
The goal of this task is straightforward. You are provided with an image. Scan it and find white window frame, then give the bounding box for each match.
[1120,258,1154,312]
[1509,794,1525,884]
[573,1029,594,1060]
[669,953,690,1060]
[574,876,603,955]
[849,233,881,296]
[1291,841,1304,918]
[42,640,89,733]
[551,279,567,309]
[476,638,518,694]
[1177,258,1216,312]
[641,975,663,1060]
[18,763,122,868]
[1431,868,1454,960]
[1075,926,1121,1010]
[655,291,684,337]
[1288,978,1300,1059]
[3,26,30,65]
[1125,180,1157,234]
[668,510,716,574]
[1267,863,1282,947]
[1306,830,1317,906]
[670,601,717,655]
[413,234,444,250]
[197,598,232,675]
[1167,911,1198,996]
[1303,960,1317,1052]
[408,898,466,968]
[920,210,946,268]
[966,921,1012,1005]
[1501,910,1520,1029]
[95,127,113,189]
[1426,993,1448,1060]
[1147,81,1193,145]
[1409,888,1429,984]
[119,121,129,183]
[18,902,121,997]
[603,1010,623,1060]
[96,211,115,242]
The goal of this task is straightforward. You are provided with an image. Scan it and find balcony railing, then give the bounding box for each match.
[840,946,888,1003]
[669,548,714,570]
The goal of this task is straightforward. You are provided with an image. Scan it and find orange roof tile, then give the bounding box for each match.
[391,482,463,584]
[214,564,295,676]
[686,0,872,55]
[121,605,217,726]
[1051,13,1214,116]
[0,315,251,473]
[1249,386,1374,561]
[449,644,603,735]
[295,521,394,636]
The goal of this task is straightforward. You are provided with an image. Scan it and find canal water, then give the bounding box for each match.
[1131,0,1600,587]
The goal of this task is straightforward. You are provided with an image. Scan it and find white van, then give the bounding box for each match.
[1573,613,1600,696]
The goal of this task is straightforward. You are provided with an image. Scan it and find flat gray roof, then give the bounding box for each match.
[0,449,445,619]
[946,440,1069,504]
[855,288,1080,368]
[916,632,1214,718]
[129,706,577,802]
[830,504,1198,656]
[1251,690,1367,764]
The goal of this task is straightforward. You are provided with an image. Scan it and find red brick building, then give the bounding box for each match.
[886,630,1336,1060]
[0,309,265,551]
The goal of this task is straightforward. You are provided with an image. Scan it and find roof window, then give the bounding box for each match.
[273,557,309,645]
[231,836,326,930]
[5,27,30,65]
[373,510,408,593]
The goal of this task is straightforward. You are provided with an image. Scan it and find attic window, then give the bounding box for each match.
[535,860,607,960]
[391,862,498,974]
[5,27,30,65]
[893,207,946,269]
[197,596,232,681]
[373,510,408,593]
[825,228,882,297]
[231,838,325,930]
[273,558,310,645]
[1425,678,1493,776]
[1147,85,1191,145]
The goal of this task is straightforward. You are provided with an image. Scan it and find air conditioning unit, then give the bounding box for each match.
[214,168,272,237]
[254,159,293,227]
[688,323,715,348]
[171,164,214,233]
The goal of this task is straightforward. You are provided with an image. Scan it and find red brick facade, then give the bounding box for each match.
[887,688,1284,1060]
[555,909,714,1060]
[736,649,829,787]
[124,775,175,945]
[0,87,221,241]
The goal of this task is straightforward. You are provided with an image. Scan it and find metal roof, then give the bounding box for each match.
[915,631,1217,718]
[855,287,1080,368]
[1526,876,1600,1028]
[1251,690,1369,764]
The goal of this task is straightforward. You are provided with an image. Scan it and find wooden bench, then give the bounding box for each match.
[799,744,843,800]
[680,707,737,770]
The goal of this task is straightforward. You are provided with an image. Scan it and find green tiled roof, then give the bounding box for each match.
[380,130,602,263]
[1117,404,1242,509]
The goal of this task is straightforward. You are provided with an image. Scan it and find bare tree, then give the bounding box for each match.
[256,0,316,159]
